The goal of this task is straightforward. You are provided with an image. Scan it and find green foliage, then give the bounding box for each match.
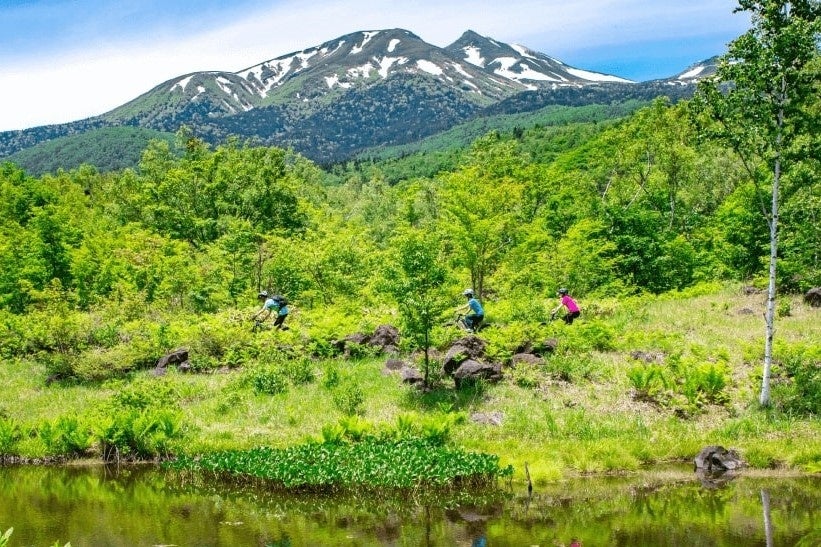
[0,528,12,547]
[166,436,511,490]
[383,229,450,386]
[94,408,183,461]
[331,379,365,416]
[0,418,22,458]
[771,342,821,416]
[6,127,176,176]
[247,364,289,396]
[628,353,731,414]
[38,416,94,457]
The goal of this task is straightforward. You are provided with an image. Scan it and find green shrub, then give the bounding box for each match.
[248,365,288,396]
[38,416,94,457]
[627,363,669,400]
[0,417,22,458]
[282,357,316,385]
[332,379,364,415]
[544,353,598,383]
[94,408,183,461]
[322,361,342,389]
[215,387,248,414]
[111,377,181,410]
[509,363,541,389]
[771,342,821,416]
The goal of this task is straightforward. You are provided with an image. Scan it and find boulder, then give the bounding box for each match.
[443,336,487,376]
[512,353,544,366]
[370,324,400,352]
[694,445,744,472]
[513,338,557,357]
[383,358,406,374]
[154,348,190,375]
[804,287,821,307]
[453,359,503,387]
[400,366,424,385]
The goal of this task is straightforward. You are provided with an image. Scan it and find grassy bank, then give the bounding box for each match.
[1,284,819,485]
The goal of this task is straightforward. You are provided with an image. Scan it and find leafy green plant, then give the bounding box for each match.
[0,418,22,459]
[94,408,183,461]
[771,342,821,416]
[166,436,512,490]
[247,365,288,396]
[281,357,316,385]
[0,528,12,547]
[544,353,598,383]
[509,363,541,389]
[111,377,181,410]
[321,361,342,389]
[627,363,670,402]
[38,416,94,457]
[332,379,364,415]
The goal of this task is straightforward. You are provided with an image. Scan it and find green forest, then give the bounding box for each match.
[0,2,819,487]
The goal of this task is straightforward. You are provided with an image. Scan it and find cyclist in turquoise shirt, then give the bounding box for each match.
[457,288,484,332]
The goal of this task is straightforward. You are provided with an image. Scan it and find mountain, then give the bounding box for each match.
[0,28,714,173]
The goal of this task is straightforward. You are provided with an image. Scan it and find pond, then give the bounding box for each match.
[0,465,818,546]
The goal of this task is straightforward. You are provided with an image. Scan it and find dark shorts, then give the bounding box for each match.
[273,314,288,328]
[466,314,484,330]
[564,311,581,324]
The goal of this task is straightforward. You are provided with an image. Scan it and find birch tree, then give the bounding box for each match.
[694,0,820,406]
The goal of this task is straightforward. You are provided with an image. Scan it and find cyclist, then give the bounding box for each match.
[252,291,289,330]
[550,288,580,324]
[457,288,484,333]
[271,294,289,330]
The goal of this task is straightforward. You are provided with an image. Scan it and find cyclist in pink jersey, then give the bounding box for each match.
[550,288,581,324]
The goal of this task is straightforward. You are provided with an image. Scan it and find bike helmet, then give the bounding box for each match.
[258,290,269,299]
[462,289,474,297]
[557,288,569,295]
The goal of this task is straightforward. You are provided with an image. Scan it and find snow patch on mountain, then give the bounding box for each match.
[377,56,406,78]
[388,39,401,53]
[678,65,706,79]
[324,74,352,89]
[348,63,375,79]
[416,59,443,76]
[450,63,473,79]
[564,67,634,83]
[462,46,485,67]
[511,44,537,59]
[351,31,380,55]
[491,57,561,82]
[172,76,193,92]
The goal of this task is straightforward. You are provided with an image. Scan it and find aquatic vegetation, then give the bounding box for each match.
[167,436,512,491]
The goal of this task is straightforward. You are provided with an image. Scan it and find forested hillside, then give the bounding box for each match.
[1,92,817,355]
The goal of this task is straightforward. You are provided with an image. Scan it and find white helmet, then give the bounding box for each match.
[463,289,474,297]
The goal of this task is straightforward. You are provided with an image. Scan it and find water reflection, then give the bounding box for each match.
[0,465,818,546]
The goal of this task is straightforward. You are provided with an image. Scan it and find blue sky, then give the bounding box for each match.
[0,0,750,131]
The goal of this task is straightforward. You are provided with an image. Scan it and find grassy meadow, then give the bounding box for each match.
[1,283,818,485]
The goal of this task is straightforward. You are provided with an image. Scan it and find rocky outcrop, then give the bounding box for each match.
[804,287,821,307]
[153,348,190,375]
[694,445,744,472]
[442,336,503,388]
[336,324,401,358]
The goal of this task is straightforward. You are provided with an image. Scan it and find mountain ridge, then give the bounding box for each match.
[0,28,718,171]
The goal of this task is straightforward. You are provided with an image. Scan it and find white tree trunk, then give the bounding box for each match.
[761,90,785,407]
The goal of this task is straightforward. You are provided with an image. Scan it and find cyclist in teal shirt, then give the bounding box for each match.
[457,288,484,332]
